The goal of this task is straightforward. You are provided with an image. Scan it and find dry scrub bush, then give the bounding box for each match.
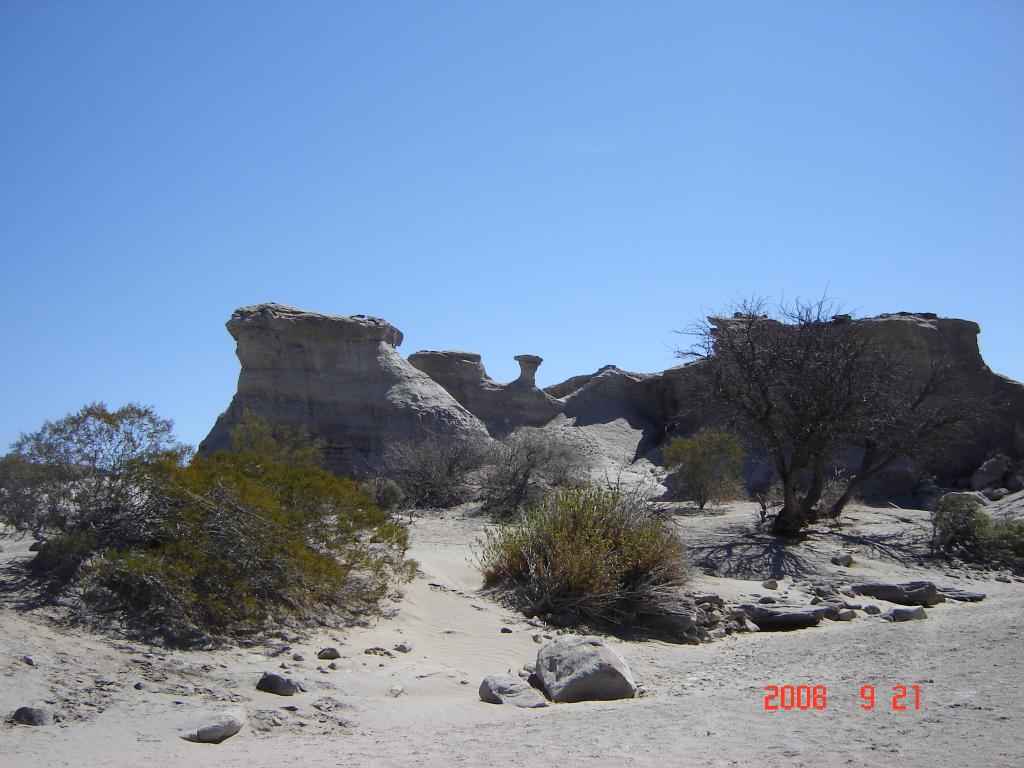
[1,406,415,645]
[385,435,490,508]
[662,428,744,510]
[480,428,589,517]
[475,486,691,626]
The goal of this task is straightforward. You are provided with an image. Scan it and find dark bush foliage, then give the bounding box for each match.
[475,486,691,626]
[385,435,490,508]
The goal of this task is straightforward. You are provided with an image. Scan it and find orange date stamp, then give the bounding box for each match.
[763,684,922,711]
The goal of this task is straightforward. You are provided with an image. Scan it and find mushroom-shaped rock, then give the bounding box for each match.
[181,708,246,743]
[512,355,543,388]
[409,350,563,432]
[255,672,305,696]
[478,675,548,708]
[536,635,637,703]
[849,581,942,607]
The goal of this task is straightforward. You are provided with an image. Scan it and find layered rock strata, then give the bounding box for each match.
[200,303,488,475]
[203,304,1023,488]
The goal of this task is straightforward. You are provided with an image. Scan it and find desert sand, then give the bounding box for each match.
[3,493,1022,768]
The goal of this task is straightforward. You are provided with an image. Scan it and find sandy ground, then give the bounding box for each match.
[2,500,1022,768]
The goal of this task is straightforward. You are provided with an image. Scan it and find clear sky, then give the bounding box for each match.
[2,1,1022,451]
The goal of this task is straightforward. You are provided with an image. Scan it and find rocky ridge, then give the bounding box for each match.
[201,304,1024,487]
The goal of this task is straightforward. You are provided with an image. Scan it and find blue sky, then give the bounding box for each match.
[2,1,1022,450]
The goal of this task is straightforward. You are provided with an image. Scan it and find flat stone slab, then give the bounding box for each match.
[938,587,986,602]
[739,604,828,631]
[850,581,943,607]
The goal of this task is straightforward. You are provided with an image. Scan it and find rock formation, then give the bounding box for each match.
[199,303,489,475]
[407,350,562,435]
[202,303,1023,490]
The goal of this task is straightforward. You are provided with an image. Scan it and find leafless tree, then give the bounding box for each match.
[680,297,985,534]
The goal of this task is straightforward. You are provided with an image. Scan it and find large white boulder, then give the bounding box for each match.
[535,635,637,703]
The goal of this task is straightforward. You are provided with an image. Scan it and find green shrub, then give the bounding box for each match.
[930,494,990,554]
[662,428,744,509]
[1,402,189,536]
[91,450,414,640]
[475,486,691,625]
[986,519,1024,566]
[930,494,1024,570]
[480,428,588,517]
[1,405,415,645]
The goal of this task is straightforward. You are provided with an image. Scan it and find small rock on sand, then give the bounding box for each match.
[256,672,305,696]
[479,675,548,708]
[883,606,927,622]
[317,647,341,660]
[181,708,246,743]
[12,707,51,726]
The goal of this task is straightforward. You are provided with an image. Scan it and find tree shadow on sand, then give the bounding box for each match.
[686,523,818,580]
[686,518,933,580]
[0,556,61,613]
[830,527,930,567]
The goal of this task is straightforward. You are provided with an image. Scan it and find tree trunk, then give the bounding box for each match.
[771,474,806,535]
[827,443,895,519]
[801,455,826,520]
[828,480,862,518]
